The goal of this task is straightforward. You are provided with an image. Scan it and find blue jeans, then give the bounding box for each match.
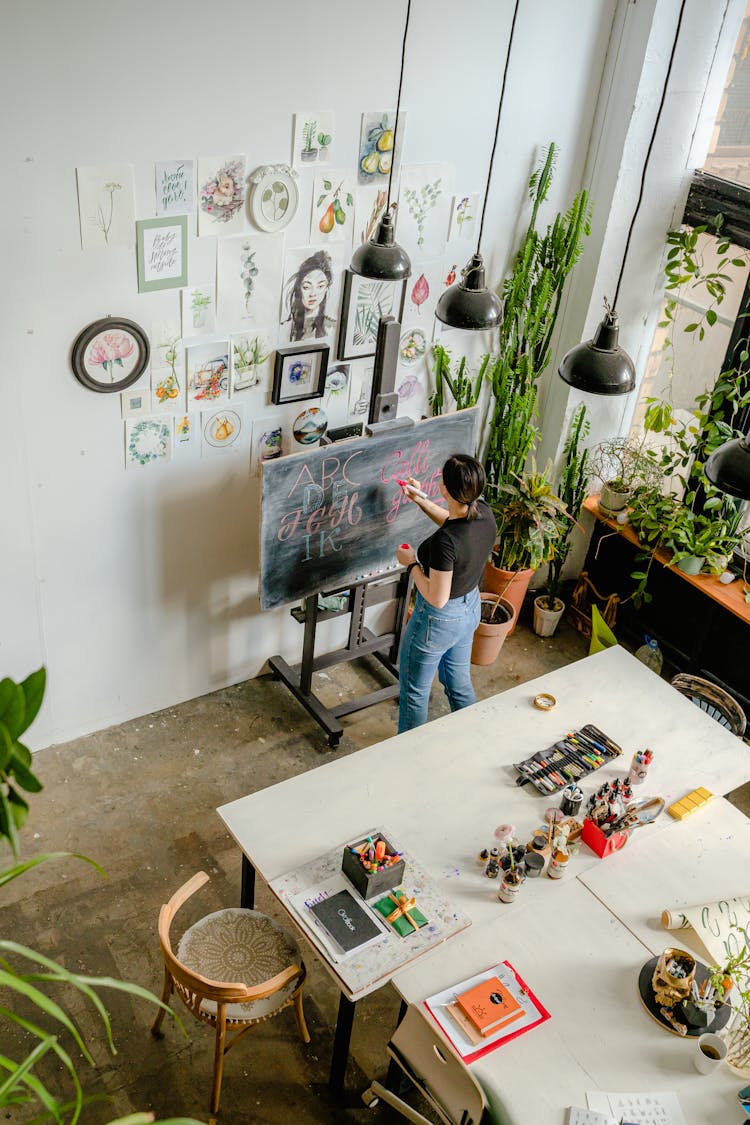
[398,588,481,733]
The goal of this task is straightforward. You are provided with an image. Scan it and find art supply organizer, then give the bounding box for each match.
[514,723,622,794]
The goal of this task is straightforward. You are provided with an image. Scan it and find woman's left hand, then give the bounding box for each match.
[396,544,417,567]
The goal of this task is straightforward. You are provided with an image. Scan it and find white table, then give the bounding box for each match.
[578,795,750,957]
[217,647,750,1097]
[393,880,747,1125]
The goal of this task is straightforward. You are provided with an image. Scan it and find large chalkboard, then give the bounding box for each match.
[260,409,479,609]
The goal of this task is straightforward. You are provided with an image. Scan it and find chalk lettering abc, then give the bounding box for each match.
[337,907,356,931]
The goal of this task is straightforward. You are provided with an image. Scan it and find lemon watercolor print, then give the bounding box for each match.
[311,171,355,243]
[358,111,406,185]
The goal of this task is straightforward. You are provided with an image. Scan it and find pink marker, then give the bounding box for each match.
[396,478,428,500]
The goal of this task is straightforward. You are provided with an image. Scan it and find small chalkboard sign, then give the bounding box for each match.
[259,409,479,610]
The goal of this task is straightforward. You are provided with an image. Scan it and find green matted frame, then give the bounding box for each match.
[136,215,188,293]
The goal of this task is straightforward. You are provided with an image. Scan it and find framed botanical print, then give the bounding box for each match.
[71,317,150,393]
[248,164,300,233]
[136,215,188,293]
[271,343,328,404]
[337,270,406,360]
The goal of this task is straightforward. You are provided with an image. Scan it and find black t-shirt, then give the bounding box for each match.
[416,499,497,599]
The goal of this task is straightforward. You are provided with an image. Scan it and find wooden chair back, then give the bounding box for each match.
[157,870,303,1017]
[670,673,747,737]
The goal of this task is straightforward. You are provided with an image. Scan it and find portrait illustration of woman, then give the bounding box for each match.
[282,249,336,343]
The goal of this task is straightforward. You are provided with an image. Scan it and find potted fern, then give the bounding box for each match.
[534,403,590,637]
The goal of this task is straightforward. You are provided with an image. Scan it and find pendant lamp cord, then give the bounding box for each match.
[387,0,411,213]
[612,0,687,309]
[476,0,521,254]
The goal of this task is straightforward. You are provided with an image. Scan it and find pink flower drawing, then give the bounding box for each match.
[86,331,135,382]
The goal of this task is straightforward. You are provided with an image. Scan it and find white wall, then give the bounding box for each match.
[0,0,618,747]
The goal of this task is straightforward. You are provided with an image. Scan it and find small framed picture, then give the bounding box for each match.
[271,342,329,404]
[71,316,150,393]
[338,270,406,361]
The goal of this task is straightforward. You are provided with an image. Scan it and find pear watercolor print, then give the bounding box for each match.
[76,164,136,250]
[201,406,245,457]
[358,111,405,186]
[311,171,355,244]
[292,111,335,168]
[198,154,247,236]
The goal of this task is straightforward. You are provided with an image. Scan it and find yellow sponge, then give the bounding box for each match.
[667,787,713,820]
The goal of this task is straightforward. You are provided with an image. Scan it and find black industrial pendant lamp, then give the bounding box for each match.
[558,0,687,395]
[705,433,750,499]
[436,1,521,331]
[350,1,412,281]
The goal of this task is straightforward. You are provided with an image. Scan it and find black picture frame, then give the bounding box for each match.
[337,270,407,361]
[271,343,329,405]
[71,316,150,393]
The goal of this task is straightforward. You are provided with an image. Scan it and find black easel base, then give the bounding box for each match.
[268,649,400,748]
[267,571,410,749]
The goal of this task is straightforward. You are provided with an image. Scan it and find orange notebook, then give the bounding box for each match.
[456,975,524,1037]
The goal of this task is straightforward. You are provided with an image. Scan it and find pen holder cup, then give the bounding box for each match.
[581,817,630,858]
[342,835,406,900]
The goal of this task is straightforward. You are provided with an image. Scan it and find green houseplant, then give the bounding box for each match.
[0,668,203,1125]
[709,931,750,1074]
[534,404,590,637]
[588,436,662,515]
[485,465,568,633]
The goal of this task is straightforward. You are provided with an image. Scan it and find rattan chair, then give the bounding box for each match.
[151,871,309,1113]
[362,1004,490,1124]
[670,673,747,737]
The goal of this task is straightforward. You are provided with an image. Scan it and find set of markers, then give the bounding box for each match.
[514,723,623,794]
[349,835,403,874]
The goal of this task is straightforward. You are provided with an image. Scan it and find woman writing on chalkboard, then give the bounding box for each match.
[395,454,496,733]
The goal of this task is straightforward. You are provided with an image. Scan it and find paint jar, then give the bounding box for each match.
[485,848,500,878]
[497,871,524,903]
[524,851,545,879]
[500,844,526,871]
[477,848,490,867]
[548,851,569,879]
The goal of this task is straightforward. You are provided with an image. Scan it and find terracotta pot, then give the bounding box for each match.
[482,561,534,635]
[533,595,565,638]
[471,595,516,666]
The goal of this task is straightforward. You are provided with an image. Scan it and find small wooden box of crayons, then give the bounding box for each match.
[513,723,623,794]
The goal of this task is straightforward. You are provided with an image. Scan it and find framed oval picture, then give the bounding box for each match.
[249,164,300,233]
[71,317,150,393]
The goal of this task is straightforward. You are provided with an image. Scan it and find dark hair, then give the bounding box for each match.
[284,250,333,341]
[442,454,485,520]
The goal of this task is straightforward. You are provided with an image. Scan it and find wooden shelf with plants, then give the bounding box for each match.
[584,495,750,626]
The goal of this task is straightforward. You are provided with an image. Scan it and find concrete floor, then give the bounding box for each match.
[5,618,749,1124]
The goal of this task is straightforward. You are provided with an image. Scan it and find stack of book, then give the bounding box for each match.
[425,961,550,1062]
[448,976,525,1044]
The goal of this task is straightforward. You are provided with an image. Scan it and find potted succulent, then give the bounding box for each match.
[588,436,661,516]
[534,404,589,637]
[317,131,332,161]
[484,464,568,634]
